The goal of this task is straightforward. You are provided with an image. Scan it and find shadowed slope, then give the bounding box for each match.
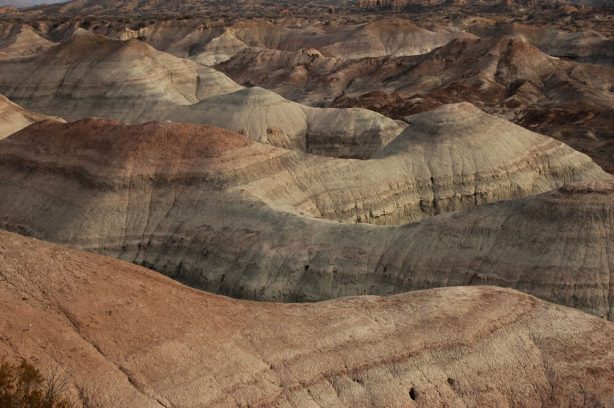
[1,230,613,407]
[0,116,612,317]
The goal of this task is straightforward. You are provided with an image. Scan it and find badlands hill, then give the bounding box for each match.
[33,15,610,68]
[220,34,614,118]
[9,16,606,168]
[214,32,610,156]
[1,19,608,165]
[0,23,54,58]
[0,31,241,122]
[0,94,62,139]
[109,18,471,61]
[466,21,614,65]
[219,34,614,124]
[337,36,614,112]
[0,112,612,318]
[0,32,406,157]
[0,103,607,224]
[1,230,613,407]
[169,86,405,157]
[30,15,611,67]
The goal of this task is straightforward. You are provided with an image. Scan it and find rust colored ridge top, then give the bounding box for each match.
[46,32,160,61]
[425,34,551,60]
[489,35,554,59]
[0,119,254,182]
[0,229,613,407]
[6,118,251,159]
[558,179,614,195]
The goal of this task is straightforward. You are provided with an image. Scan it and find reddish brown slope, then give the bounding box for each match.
[1,230,613,407]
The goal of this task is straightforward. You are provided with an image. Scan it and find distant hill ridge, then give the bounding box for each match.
[3,0,611,18]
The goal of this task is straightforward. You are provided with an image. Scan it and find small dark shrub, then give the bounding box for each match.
[0,359,73,408]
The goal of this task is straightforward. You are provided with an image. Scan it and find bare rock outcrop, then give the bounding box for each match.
[1,230,613,407]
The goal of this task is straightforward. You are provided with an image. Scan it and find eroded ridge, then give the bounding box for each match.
[0,116,612,317]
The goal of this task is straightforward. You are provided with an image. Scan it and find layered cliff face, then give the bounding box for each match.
[0,94,63,139]
[1,230,613,407]
[0,114,611,318]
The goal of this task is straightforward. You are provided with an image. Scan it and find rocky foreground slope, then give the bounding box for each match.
[1,230,613,407]
[0,114,612,318]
